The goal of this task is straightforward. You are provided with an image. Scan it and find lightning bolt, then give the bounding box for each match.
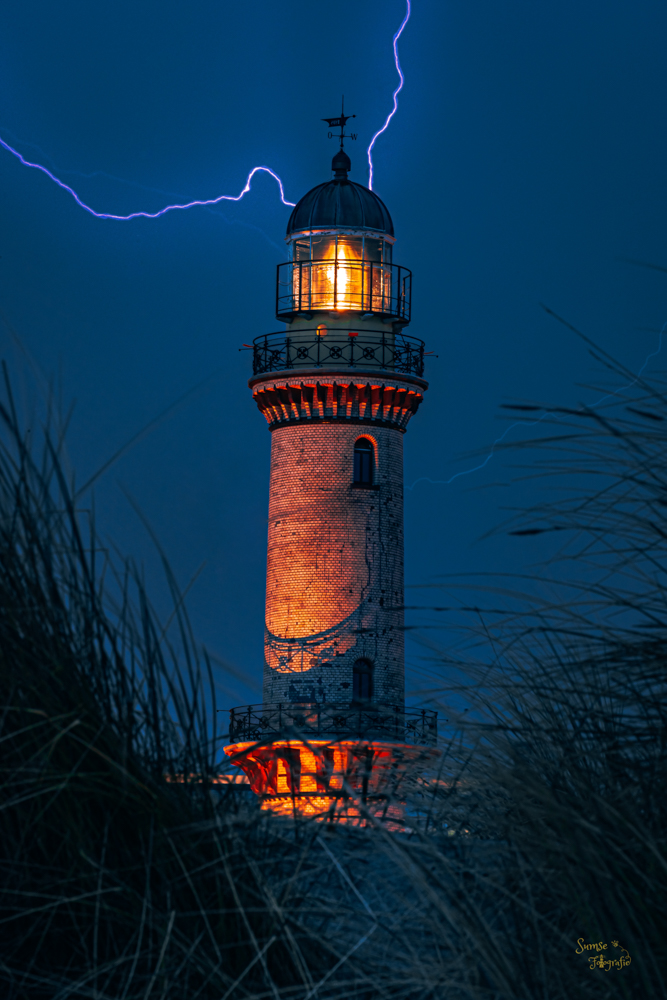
[367,0,411,190]
[407,322,667,491]
[1,3,411,217]
[0,133,295,219]
[0,127,290,253]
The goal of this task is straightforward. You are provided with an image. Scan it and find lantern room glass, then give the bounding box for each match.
[289,234,393,313]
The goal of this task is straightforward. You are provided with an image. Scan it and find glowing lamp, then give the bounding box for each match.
[289,234,393,314]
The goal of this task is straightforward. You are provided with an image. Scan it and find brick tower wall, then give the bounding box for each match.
[263,421,405,707]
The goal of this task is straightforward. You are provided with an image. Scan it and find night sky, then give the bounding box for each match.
[1,0,667,708]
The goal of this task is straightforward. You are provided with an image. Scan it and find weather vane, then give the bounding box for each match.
[322,96,357,149]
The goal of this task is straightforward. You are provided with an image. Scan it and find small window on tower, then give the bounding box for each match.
[353,438,374,485]
[353,659,374,702]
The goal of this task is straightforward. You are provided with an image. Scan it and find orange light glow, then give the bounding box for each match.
[327,243,350,310]
[276,758,291,793]
[310,241,360,311]
[329,747,346,790]
[299,749,320,793]
[224,739,439,827]
[291,239,391,313]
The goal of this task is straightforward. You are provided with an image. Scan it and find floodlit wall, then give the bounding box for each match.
[263,418,404,706]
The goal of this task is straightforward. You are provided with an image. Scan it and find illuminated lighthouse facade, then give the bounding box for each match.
[260,145,424,703]
[226,136,436,821]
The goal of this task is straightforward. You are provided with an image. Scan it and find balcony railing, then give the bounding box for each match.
[228,703,438,747]
[277,259,411,321]
[251,329,425,378]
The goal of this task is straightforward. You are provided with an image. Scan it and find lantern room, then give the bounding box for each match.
[277,149,412,323]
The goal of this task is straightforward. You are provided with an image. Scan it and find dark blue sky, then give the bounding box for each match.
[1,0,666,706]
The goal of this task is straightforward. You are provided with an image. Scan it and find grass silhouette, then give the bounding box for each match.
[1,345,666,998]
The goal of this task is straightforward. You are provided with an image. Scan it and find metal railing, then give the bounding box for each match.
[251,329,425,377]
[228,703,438,747]
[276,259,411,321]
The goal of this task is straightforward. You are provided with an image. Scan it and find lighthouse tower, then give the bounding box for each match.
[226,119,437,822]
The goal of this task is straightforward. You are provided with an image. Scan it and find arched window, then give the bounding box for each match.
[353,659,374,702]
[353,438,374,485]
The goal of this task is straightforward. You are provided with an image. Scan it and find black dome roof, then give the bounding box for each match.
[286,152,394,237]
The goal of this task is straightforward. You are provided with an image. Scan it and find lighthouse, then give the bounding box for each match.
[226,117,437,822]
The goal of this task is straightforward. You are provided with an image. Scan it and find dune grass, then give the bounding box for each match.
[1,344,666,998]
[0,369,375,999]
[392,348,667,997]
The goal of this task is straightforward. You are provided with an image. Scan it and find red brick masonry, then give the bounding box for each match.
[251,369,428,707]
